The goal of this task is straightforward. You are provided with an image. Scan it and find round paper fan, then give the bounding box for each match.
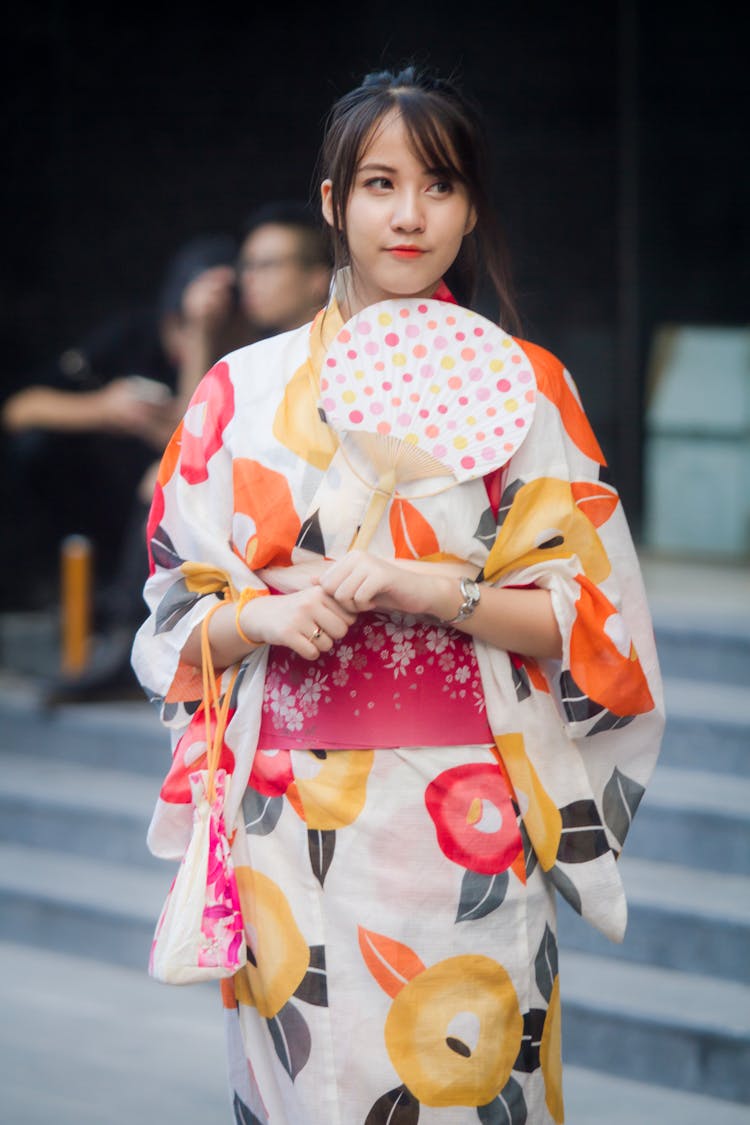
[319,297,537,548]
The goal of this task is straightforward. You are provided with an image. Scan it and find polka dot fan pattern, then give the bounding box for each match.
[319,298,537,482]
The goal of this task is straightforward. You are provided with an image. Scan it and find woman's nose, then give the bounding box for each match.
[391,190,425,232]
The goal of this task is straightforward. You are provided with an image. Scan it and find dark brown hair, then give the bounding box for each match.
[316,66,520,334]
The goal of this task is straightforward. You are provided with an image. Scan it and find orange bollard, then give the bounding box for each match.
[60,534,92,675]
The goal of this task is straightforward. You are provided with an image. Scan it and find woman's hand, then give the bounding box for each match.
[256,558,330,594]
[317,551,462,620]
[240,585,357,660]
[317,552,562,658]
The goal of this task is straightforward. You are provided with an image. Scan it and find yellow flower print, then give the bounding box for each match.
[540,975,564,1123]
[483,476,611,587]
[286,749,374,830]
[385,955,522,1107]
[493,735,561,872]
[232,868,309,1018]
[360,928,523,1108]
[272,307,341,470]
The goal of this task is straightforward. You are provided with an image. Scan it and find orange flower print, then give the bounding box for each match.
[389,497,440,559]
[517,339,606,465]
[425,763,523,875]
[569,574,654,717]
[179,360,234,485]
[232,458,301,568]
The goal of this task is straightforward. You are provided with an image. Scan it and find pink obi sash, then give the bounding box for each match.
[257,611,493,750]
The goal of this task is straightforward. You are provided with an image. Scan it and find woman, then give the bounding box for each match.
[133,67,664,1125]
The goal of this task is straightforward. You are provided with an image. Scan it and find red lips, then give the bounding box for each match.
[387,246,425,259]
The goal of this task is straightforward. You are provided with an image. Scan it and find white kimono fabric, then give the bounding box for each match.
[132,291,664,1125]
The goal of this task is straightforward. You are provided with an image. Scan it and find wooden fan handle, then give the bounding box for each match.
[352,468,396,551]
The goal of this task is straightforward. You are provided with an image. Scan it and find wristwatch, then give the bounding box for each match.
[443,576,481,624]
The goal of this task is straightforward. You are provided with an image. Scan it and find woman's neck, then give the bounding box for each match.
[333,267,447,320]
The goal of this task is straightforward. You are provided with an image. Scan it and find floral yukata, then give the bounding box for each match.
[132,281,664,1125]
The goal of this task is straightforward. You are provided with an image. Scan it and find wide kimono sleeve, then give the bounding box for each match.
[473,339,665,941]
[131,356,269,859]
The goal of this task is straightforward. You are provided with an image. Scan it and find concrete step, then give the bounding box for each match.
[558,856,750,983]
[0,610,61,679]
[560,949,750,1103]
[2,936,746,1125]
[0,671,167,777]
[0,939,228,1125]
[641,553,750,692]
[0,842,171,971]
[661,676,750,775]
[0,752,162,869]
[653,611,750,687]
[564,1064,750,1125]
[625,764,750,874]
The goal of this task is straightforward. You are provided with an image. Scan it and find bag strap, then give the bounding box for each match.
[200,598,241,804]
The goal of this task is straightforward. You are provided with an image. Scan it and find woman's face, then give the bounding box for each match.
[321,110,476,315]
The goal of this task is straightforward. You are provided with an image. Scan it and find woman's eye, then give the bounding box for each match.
[364,177,392,190]
[428,180,453,195]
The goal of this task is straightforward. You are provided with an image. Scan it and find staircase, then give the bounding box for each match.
[0,557,749,1123]
[0,670,229,1124]
[559,568,750,1121]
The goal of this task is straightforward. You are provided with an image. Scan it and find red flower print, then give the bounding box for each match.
[179,360,234,485]
[146,483,165,576]
[425,763,522,875]
[160,707,236,804]
[248,748,294,797]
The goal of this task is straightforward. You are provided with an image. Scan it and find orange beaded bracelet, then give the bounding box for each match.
[234,587,270,647]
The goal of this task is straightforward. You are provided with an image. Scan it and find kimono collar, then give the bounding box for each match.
[308,268,458,424]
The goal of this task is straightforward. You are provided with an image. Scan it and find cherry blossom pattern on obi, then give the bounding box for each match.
[257,613,490,751]
[180,360,235,485]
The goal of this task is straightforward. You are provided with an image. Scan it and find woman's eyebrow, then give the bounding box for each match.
[357,161,452,177]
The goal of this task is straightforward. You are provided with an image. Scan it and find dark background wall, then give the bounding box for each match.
[1,0,746,531]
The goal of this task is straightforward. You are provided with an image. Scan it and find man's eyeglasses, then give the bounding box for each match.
[237,255,306,274]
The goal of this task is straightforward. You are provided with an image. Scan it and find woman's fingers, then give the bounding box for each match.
[243,585,356,659]
[257,559,330,594]
[316,602,354,638]
[320,552,384,609]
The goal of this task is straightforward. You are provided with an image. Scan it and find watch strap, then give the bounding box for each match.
[443,576,481,625]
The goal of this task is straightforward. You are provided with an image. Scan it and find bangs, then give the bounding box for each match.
[393,93,472,183]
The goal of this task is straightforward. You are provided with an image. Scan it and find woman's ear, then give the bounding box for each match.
[320,180,335,228]
[464,205,478,236]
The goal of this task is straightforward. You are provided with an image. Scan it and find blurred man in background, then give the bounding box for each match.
[1,234,242,612]
[42,201,332,703]
[176,200,332,404]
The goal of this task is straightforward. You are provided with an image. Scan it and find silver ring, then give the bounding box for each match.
[308,626,323,642]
